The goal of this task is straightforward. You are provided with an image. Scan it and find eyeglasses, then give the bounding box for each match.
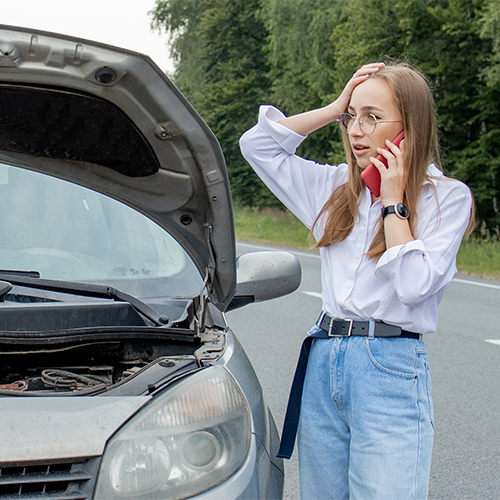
[338,113,402,135]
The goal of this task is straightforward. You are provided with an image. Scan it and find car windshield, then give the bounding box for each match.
[0,162,202,298]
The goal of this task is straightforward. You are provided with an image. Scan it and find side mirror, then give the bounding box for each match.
[226,251,301,311]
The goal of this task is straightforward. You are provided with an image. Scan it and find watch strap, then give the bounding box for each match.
[381,203,409,220]
[382,205,397,219]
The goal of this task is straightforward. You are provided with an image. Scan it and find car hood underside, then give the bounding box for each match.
[0,24,236,308]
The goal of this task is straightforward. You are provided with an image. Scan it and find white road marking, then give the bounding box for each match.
[454,278,500,290]
[303,279,500,298]
[485,340,500,346]
[237,241,320,259]
[238,243,500,289]
[305,291,500,347]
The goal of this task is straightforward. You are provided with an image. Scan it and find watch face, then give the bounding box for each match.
[396,202,409,219]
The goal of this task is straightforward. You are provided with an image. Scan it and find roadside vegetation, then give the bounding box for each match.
[457,224,500,278]
[233,204,310,249]
[234,205,500,279]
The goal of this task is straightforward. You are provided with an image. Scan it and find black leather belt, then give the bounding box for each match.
[276,313,420,460]
[318,312,420,339]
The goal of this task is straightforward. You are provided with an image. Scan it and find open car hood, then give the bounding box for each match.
[0,25,235,308]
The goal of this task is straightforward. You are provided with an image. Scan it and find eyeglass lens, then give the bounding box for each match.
[339,113,377,135]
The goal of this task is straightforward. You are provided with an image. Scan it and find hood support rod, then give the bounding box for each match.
[196,223,216,334]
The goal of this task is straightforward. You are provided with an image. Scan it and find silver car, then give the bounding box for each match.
[0,25,301,500]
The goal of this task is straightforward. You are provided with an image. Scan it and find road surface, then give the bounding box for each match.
[228,241,500,499]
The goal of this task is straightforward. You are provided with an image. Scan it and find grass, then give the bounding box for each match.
[233,205,311,249]
[456,240,500,278]
[234,205,500,280]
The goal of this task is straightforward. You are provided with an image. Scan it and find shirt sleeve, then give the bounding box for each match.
[375,179,472,307]
[239,105,345,230]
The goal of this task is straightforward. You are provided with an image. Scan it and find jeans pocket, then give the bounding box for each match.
[365,337,418,379]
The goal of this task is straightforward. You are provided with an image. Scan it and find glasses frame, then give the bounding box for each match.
[337,112,402,135]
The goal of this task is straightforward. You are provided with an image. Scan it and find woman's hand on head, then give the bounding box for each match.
[330,62,386,116]
[276,62,385,137]
[370,138,406,206]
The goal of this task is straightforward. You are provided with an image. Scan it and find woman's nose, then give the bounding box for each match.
[349,116,364,136]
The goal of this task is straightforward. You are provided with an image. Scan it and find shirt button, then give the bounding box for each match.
[355,253,361,260]
[345,283,352,289]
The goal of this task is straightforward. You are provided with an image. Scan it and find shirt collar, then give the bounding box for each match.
[425,163,444,183]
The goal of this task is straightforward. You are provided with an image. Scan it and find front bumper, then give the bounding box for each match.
[0,434,283,500]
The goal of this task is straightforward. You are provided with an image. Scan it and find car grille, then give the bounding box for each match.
[0,457,100,500]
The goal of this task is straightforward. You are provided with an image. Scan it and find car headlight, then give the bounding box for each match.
[94,366,252,499]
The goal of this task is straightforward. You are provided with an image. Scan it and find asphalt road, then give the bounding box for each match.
[227,241,500,500]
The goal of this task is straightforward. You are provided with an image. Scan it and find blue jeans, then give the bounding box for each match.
[297,326,434,500]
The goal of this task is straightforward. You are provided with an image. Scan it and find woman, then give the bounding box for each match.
[239,62,473,500]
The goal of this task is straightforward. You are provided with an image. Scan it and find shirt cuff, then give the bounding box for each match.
[258,105,307,154]
[375,239,427,279]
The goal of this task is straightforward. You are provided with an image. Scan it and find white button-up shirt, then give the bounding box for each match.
[240,105,473,334]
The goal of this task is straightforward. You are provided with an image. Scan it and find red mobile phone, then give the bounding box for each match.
[360,130,405,197]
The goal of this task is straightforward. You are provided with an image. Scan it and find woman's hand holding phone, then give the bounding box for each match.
[360,130,405,198]
[369,131,415,248]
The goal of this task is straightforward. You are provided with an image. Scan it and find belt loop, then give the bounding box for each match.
[317,311,326,329]
[368,320,375,340]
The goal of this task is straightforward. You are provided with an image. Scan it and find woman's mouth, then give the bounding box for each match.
[352,144,370,156]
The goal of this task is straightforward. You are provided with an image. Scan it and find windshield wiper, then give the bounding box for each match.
[0,272,170,327]
[0,269,40,278]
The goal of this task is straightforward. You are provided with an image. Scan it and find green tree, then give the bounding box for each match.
[332,0,500,227]
[425,0,500,228]
[261,0,345,165]
[151,0,500,227]
[151,0,276,207]
[474,0,500,226]
[479,0,500,87]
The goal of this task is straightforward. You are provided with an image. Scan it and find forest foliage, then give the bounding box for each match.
[151,0,500,229]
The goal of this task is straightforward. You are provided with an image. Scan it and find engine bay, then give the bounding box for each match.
[0,339,201,395]
[0,293,225,396]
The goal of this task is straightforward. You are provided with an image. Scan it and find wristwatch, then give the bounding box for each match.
[381,202,409,220]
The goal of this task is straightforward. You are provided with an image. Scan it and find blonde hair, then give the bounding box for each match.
[311,62,441,259]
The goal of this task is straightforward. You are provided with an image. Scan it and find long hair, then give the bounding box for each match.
[311,63,441,259]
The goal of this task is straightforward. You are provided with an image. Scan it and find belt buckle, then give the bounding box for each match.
[328,318,354,337]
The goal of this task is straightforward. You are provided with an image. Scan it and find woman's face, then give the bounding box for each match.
[347,78,403,170]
